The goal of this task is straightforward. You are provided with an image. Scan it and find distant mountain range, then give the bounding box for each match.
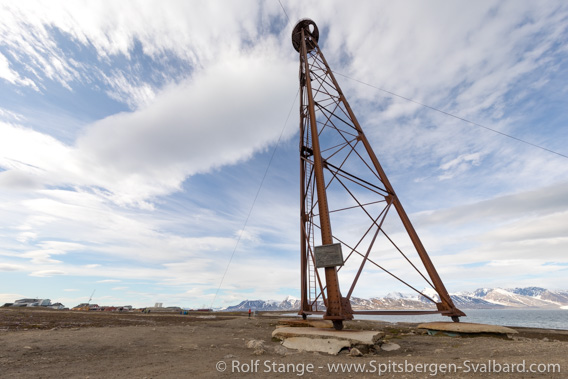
[222,287,568,312]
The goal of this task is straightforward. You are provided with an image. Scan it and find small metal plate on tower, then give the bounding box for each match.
[314,243,344,268]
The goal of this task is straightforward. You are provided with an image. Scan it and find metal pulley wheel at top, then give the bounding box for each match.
[291,19,319,53]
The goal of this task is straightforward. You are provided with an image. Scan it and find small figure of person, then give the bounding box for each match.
[248,308,252,318]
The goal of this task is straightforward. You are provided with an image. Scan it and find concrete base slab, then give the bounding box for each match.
[282,337,350,355]
[277,319,333,328]
[272,327,383,355]
[418,322,518,336]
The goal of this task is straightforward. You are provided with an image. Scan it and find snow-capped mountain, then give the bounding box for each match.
[223,287,568,311]
[472,288,493,298]
[224,297,323,312]
[280,295,300,309]
[508,287,568,304]
[223,299,281,311]
[385,292,418,300]
[386,287,568,309]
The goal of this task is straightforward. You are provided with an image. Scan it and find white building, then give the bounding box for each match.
[13,298,52,307]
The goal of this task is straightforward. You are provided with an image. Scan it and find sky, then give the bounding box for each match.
[1,0,567,309]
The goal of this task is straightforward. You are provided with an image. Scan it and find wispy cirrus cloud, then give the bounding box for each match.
[0,52,38,90]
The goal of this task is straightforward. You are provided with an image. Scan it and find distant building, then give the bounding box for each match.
[13,298,51,307]
[72,303,100,311]
[71,303,90,311]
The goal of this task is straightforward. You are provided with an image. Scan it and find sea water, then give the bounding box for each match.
[288,309,568,330]
[353,309,568,330]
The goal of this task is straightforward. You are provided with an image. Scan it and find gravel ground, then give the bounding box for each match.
[0,308,566,378]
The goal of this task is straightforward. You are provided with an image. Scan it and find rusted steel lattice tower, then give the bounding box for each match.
[292,19,465,330]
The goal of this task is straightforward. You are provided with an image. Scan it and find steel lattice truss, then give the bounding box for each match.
[294,19,464,324]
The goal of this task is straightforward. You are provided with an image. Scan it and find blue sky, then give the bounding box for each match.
[1,1,567,309]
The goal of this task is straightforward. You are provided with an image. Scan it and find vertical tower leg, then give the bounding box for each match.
[300,29,350,330]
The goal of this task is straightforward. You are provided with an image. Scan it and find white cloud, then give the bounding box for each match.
[291,2,568,187]
[21,249,65,264]
[416,182,568,226]
[29,270,65,277]
[0,0,281,108]
[102,71,156,110]
[438,153,482,180]
[0,122,78,190]
[75,44,296,206]
[1,39,296,207]
[0,263,23,271]
[16,231,37,243]
[0,52,38,89]
[0,107,26,122]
